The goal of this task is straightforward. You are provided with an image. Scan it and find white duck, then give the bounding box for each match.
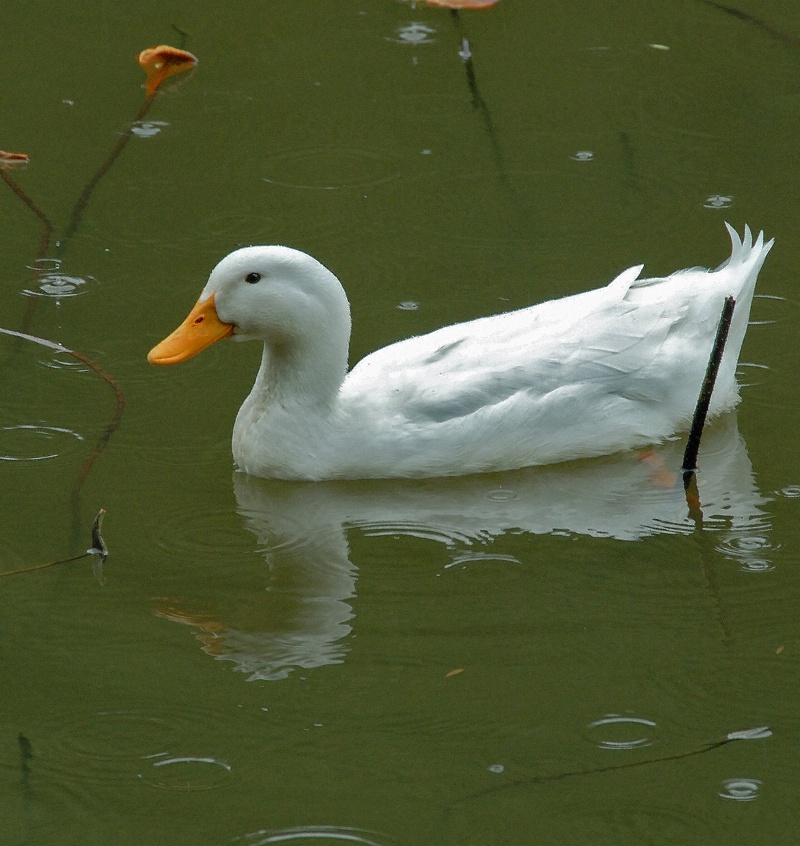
[148,224,772,480]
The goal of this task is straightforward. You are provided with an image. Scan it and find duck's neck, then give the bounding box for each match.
[251,325,349,410]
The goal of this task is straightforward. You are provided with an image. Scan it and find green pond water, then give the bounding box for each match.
[2,1,799,844]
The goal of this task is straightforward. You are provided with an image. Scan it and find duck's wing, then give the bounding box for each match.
[345,223,774,434]
[341,262,693,426]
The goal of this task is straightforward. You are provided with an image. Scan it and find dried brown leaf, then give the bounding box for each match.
[0,150,30,170]
[137,45,198,96]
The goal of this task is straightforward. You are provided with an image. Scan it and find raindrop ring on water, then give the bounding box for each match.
[486,488,518,502]
[719,778,762,801]
[715,533,776,573]
[445,552,522,569]
[23,273,93,298]
[586,713,658,750]
[387,22,437,45]
[704,194,733,209]
[131,120,169,138]
[0,425,84,461]
[141,754,233,791]
[236,826,390,846]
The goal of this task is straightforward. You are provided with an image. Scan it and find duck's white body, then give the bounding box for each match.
[149,224,772,480]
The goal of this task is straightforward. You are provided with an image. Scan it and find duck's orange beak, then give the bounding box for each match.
[147,292,234,365]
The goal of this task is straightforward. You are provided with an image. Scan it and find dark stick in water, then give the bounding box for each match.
[681,296,735,510]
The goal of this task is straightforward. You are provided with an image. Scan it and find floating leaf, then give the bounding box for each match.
[446,668,465,677]
[0,150,30,170]
[726,726,772,741]
[425,0,500,7]
[137,45,198,96]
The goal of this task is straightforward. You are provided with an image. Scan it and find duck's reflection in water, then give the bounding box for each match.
[155,414,769,680]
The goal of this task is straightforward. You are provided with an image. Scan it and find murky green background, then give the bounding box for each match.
[2,1,799,844]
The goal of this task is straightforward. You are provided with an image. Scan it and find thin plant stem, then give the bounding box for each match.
[0,550,92,578]
[59,94,156,254]
[0,326,125,500]
[447,9,526,223]
[6,93,156,342]
[69,350,126,500]
[699,0,800,47]
[0,169,54,258]
[448,726,769,807]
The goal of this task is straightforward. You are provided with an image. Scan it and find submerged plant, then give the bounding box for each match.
[1,43,197,572]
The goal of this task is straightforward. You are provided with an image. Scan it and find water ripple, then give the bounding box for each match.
[718,777,762,801]
[262,147,401,191]
[237,825,392,846]
[356,519,478,547]
[150,506,254,561]
[714,531,777,573]
[140,753,233,791]
[387,22,437,46]
[585,713,658,750]
[37,705,236,790]
[131,119,169,138]
[703,194,733,210]
[38,353,92,373]
[444,551,523,570]
[0,424,84,461]
[23,272,94,298]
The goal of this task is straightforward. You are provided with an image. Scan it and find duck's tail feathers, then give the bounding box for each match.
[718,222,774,278]
[709,223,773,413]
[716,222,773,314]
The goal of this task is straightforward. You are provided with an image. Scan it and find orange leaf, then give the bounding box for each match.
[425,0,500,7]
[137,45,198,96]
[0,150,30,170]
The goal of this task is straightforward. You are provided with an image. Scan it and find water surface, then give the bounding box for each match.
[2,1,799,844]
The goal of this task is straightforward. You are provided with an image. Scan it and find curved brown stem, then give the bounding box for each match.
[0,327,125,497]
[0,169,53,258]
[59,94,156,254]
[69,351,126,500]
[699,0,800,47]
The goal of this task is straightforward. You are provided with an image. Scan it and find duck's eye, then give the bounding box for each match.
[245,272,262,284]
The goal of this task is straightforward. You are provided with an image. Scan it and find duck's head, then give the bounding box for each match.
[148,246,351,366]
